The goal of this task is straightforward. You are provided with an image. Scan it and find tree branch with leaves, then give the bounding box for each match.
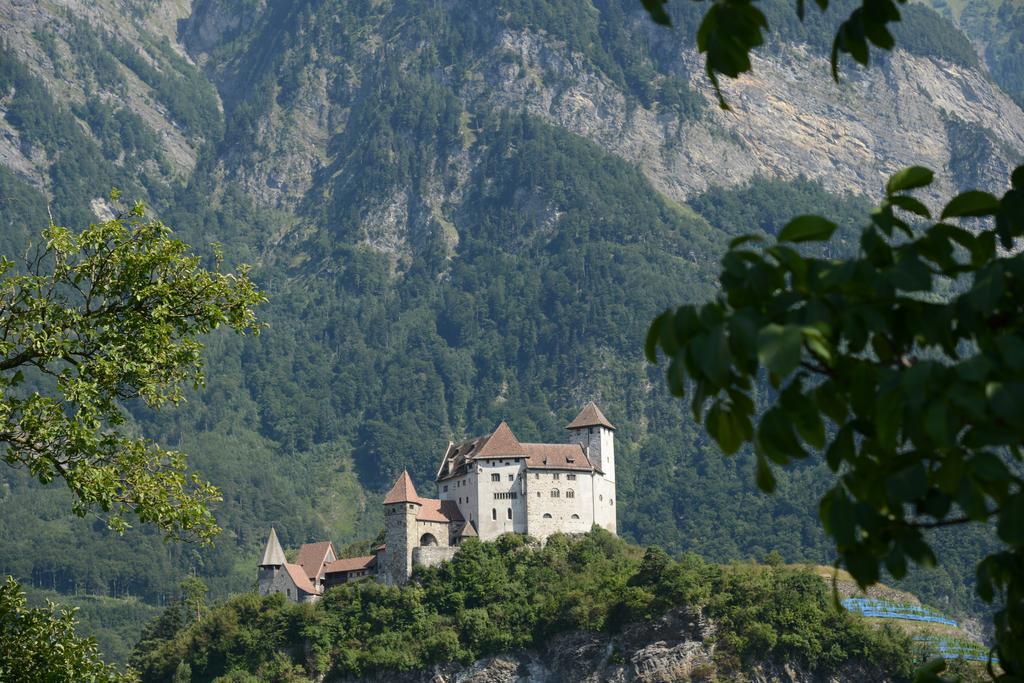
[0,194,265,542]
[647,166,1024,677]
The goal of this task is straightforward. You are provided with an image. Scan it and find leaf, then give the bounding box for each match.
[757,324,803,377]
[755,451,776,493]
[941,191,1001,219]
[757,407,805,463]
[639,0,671,25]
[825,424,855,471]
[728,234,765,249]
[645,310,670,363]
[996,493,1024,544]
[886,166,934,194]
[707,403,748,456]
[888,195,931,219]
[777,215,838,243]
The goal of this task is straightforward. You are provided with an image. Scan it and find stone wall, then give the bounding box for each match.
[412,546,459,570]
[258,566,315,603]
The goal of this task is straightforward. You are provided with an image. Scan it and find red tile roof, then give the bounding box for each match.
[295,541,336,581]
[284,563,319,595]
[522,443,595,471]
[323,555,377,574]
[566,402,615,430]
[474,421,526,458]
[416,498,465,523]
[383,470,420,504]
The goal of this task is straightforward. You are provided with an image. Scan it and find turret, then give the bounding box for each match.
[566,401,615,482]
[258,527,286,596]
[381,470,422,585]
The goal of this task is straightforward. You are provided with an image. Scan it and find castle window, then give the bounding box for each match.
[536,492,541,497]
[567,474,576,480]
[571,514,580,519]
[408,503,415,510]
[551,489,560,498]
[543,513,553,519]
[552,473,560,480]
[491,473,500,482]
[507,507,512,520]
[599,495,604,501]
[287,588,291,597]
[589,427,594,434]
[611,499,614,506]
[508,474,514,481]
[535,473,540,480]
[494,492,517,500]
[566,489,575,499]
[443,485,448,492]
[492,508,497,521]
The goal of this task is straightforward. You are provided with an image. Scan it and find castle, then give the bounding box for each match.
[258,402,617,601]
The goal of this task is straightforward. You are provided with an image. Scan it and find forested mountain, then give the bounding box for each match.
[0,0,1021,662]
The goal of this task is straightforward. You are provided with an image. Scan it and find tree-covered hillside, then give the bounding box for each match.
[129,531,916,682]
[0,0,1020,662]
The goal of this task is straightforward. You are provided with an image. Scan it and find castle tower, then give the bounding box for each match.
[567,402,617,533]
[258,527,286,596]
[381,470,422,585]
[566,402,615,482]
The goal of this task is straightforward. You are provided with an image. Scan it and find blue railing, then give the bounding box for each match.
[913,636,999,664]
[841,598,958,626]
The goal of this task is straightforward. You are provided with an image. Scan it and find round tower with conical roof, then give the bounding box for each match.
[381,470,422,585]
[258,527,286,596]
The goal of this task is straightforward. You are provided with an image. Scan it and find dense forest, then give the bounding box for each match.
[128,530,916,681]
[0,0,1020,662]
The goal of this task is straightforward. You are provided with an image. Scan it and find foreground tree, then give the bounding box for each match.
[640,1,1023,677]
[647,166,1024,677]
[1,195,264,678]
[0,577,123,683]
[1,196,264,540]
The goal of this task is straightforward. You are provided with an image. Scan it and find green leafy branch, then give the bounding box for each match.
[647,165,1024,677]
[0,196,266,542]
[642,0,908,108]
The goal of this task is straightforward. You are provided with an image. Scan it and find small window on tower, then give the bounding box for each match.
[491,473,500,482]
[492,508,497,520]
[551,489,560,498]
[553,473,560,480]
[567,474,576,480]
[508,474,514,481]
[535,473,540,480]
[566,489,575,499]
[507,508,512,520]
[443,485,448,492]
[543,513,553,519]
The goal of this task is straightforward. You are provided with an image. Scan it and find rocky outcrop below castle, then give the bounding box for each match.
[336,607,891,683]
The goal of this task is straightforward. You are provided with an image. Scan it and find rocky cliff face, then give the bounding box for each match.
[3,0,1022,249]
[337,608,889,683]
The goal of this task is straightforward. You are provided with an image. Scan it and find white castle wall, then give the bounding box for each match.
[524,469,595,540]
[473,459,527,539]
